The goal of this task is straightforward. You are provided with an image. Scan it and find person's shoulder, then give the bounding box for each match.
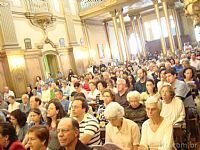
[76,140,92,150]
[9,140,25,150]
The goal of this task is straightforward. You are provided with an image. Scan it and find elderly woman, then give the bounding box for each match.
[139,96,174,150]
[160,84,185,124]
[104,102,140,150]
[125,91,147,128]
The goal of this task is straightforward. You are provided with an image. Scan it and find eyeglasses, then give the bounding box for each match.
[103,95,111,98]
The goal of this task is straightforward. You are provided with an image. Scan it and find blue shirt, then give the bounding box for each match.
[60,99,70,112]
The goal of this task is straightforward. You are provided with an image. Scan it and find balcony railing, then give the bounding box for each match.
[26,0,49,13]
[79,0,105,10]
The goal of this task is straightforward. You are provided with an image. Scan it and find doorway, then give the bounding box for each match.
[43,54,59,79]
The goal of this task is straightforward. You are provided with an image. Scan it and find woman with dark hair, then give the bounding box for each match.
[127,74,136,90]
[182,67,200,99]
[140,79,158,103]
[9,109,28,141]
[27,126,49,150]
[35,76,44,87]
[0,122,25,150]
[157,68,167,92]
[46,99,66,150]
[23,108,46,148]
[28,108,46,128]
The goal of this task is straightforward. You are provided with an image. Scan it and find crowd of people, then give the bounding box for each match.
[0,47,200,150]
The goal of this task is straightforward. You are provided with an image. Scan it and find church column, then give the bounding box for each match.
[136,15,146,57]
[170,4,183,51]
[152,0,167,56]
[104,22,112,59]
[130,17,141,59]
[110,10,123,62]
[118,9,130,61]
[0,0,27,97]
[162,0,175,53]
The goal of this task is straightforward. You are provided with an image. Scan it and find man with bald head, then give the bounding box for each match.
[57,117,91,150]
[3,86,15,102]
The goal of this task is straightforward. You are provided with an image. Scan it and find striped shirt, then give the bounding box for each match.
[79,113,101,146]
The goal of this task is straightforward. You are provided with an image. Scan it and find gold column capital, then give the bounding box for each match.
[152,0,158,5]
[110,10,116,17]
[117,8,123,15]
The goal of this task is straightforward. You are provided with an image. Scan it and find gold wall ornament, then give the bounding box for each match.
[0,2,9,7]
[183,0,200,26]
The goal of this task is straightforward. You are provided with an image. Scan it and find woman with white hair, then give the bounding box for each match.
[139,96,174,150]
[104,102,140,150]
[125,91,147,128]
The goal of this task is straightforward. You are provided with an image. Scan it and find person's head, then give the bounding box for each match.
[55,90,63,100]
[47,99,66,122]
[102,72,110,81]
[116,78,126,93]
[175,59,180,65]
[27,86,32,92]
[62,81,67,88]
[8,96,15,105]
[0,122,18,148]
[28,126,49,150]
[102,89,115,106]
[182,59,190,68]
[10,109,27,127]
[71,97,88,118]
[127,91,141,108]
[191,52,196,60]
[165,69,177,84]
[74,82,82,93]
[183,67,194,80]
[145,96,162,119]
[146,79,156,94]
[137,69,147,80]
[30,96,42,109]
[96,80,107,92]
[158,68,166,81]
[89,81,96,92]
[42,84,48,91]
[104,102,124,127]
[21,94,29,104]
[57,118,79,148]
[36,76,41,81]
[29,108,43,124]
[160,84,175,104]
[4,86,9,93]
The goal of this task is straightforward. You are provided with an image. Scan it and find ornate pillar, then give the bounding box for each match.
[152,0,167,56]
[0,0,27,97]
[118,9,130,61]
[170,5,183,51]
[81,20,92,64]
[162,0,175,53]
[136,15,146,57]
[104,22,112,59]
[60,0,78,46]
[130,17,141,59]
[110,10,123,62]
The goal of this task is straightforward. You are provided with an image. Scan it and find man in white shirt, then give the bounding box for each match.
[8,96,20,113]
[3,86,15,102]
[190,52,200,71]
[160,84,185,124]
